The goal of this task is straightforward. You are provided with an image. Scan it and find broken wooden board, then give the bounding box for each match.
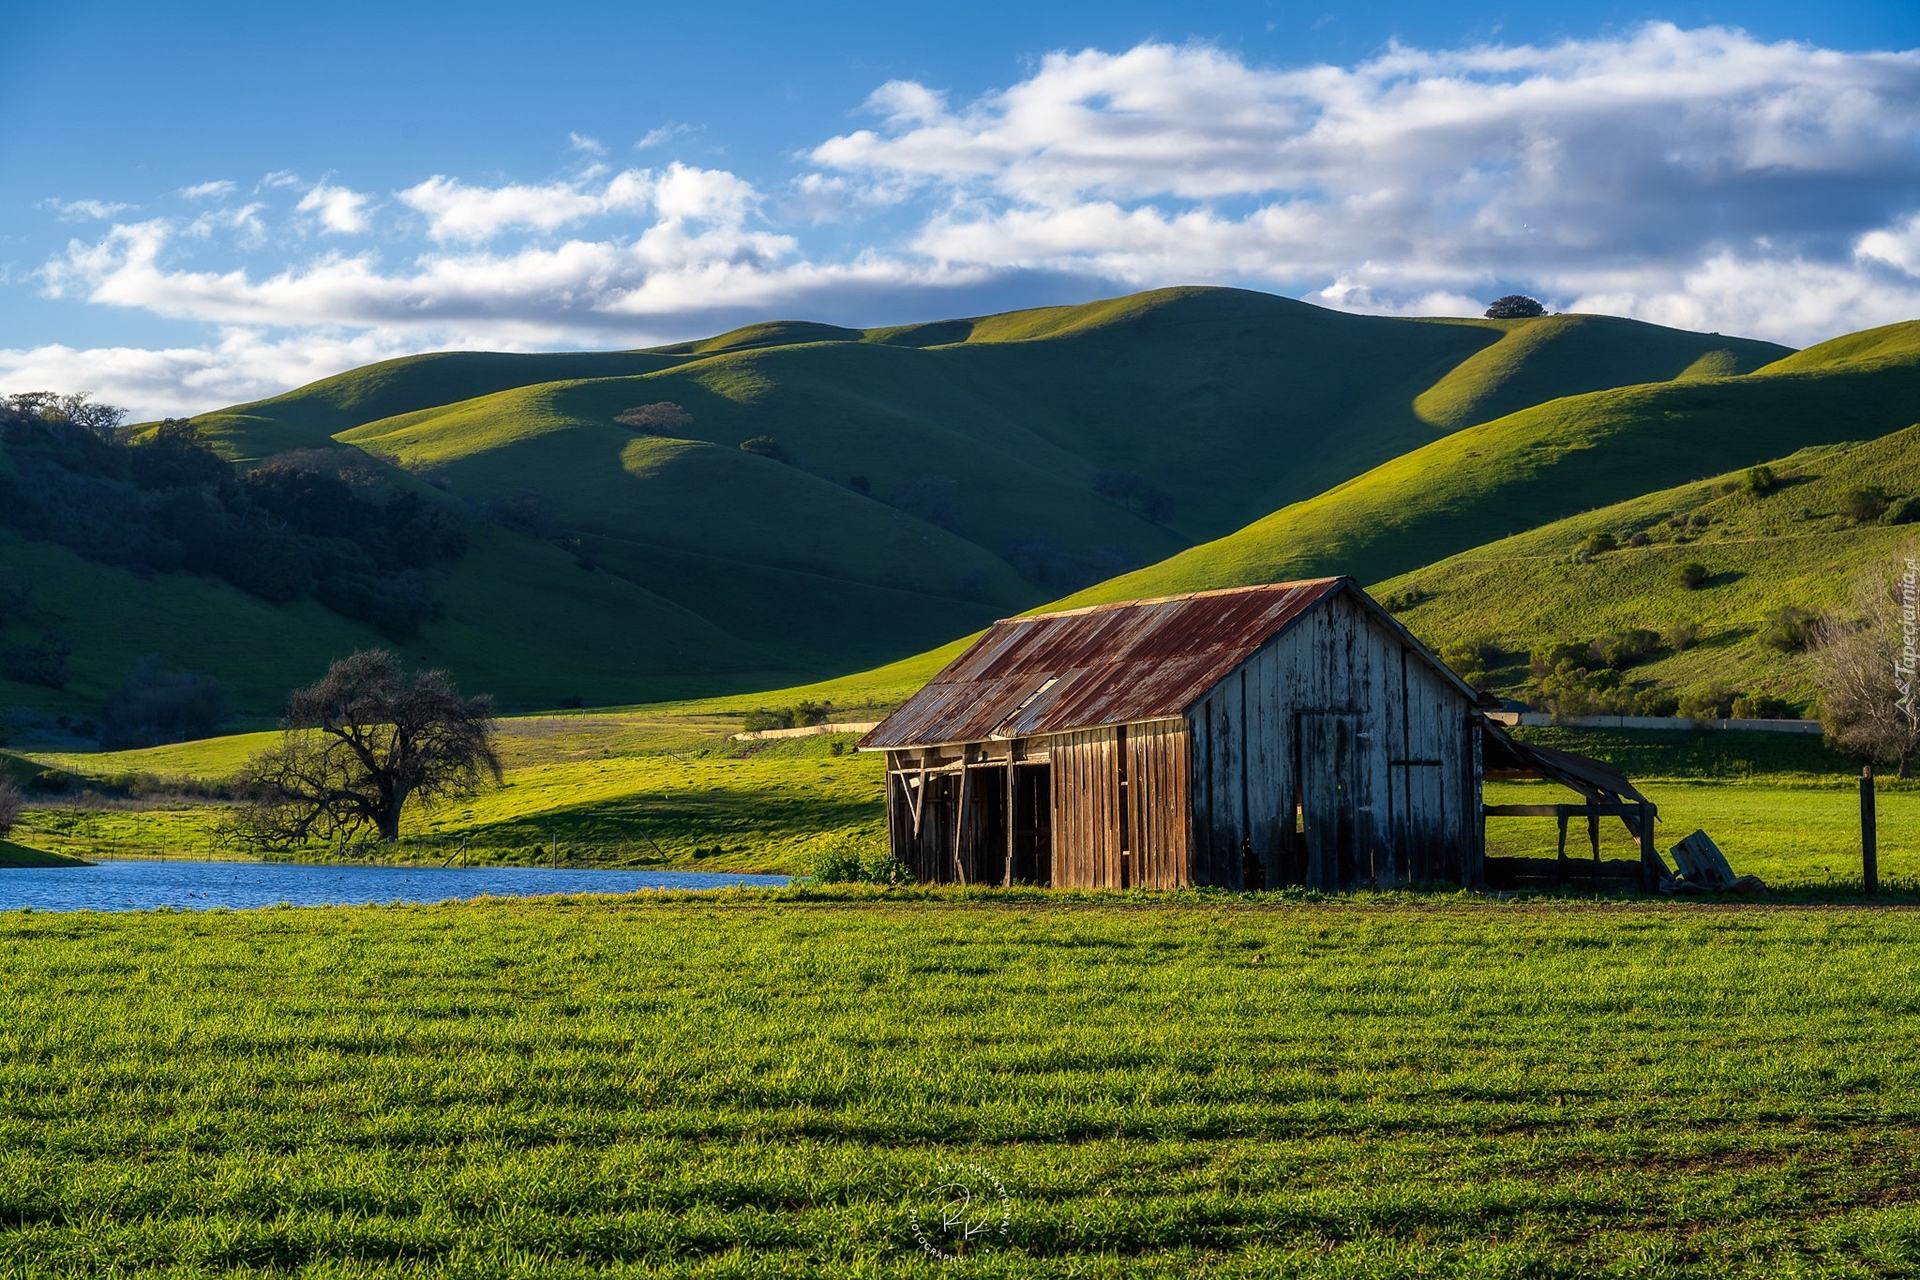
[1669,829,1738,889]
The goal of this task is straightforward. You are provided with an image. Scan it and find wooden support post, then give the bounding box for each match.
[1555,813,1569,883]
[1005,759,1016,887]
[953,765,971,886]
[1638,801,1657,893]
[1587,800,1601,870]
[1862,765,1879,896]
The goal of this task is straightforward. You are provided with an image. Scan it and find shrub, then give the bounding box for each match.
[1380,583,1428,612]
[739,435,790,463]
[1761,606,1819,653]
[1439,638,1498,690]
[742,708,794,733]
[1679,683,1737,720]
[613,402,692,435]
[1666,620,1700,651]
[1883,496,1920,525]
[1838,486,1889,523]
[1673,562,1710,590]
[810,843,908,885]
[1588,628,1661,670]
[1530,642,1590,680]
[3,632,71,689]
[890,475,966,534]
[0,780,21,839]
[1577,531,1617,556]
[1136,485,1174,524]
[1730,693,1796,720]
[1743,465,1777,495]
[1094,470,1142,504]
[1485,295,1545,319]
[101,655,225,749]
[1628,530,1651,547]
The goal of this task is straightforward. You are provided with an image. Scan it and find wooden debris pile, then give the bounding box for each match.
[1661,829,1767,896]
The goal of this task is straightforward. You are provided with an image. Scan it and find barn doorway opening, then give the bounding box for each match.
[971,763,1053,885]
[1014,763,1052,886]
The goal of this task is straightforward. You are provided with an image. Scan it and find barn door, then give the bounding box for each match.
[1298,712,1376,889]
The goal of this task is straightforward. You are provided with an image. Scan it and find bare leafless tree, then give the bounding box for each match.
[234,650,500,845]
[0,780,23,839]
[1809,551,1920,777]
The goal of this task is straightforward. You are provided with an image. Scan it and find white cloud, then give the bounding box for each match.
[178,180,236,200]
[568,131,608,156]
[636,124,693,149]
[0,329,421,419]
[396,168,660,241]
[809,26,1920,342]
[296,182,374,235]
[41,198,136,221]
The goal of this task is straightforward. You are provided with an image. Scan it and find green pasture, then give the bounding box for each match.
[4,897,1920,1276]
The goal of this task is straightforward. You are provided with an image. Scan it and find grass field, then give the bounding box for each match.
[4,896,1920,1276]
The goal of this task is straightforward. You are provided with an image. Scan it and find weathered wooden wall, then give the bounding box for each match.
[1188,591,1479,890]
[1043,720,1190,889]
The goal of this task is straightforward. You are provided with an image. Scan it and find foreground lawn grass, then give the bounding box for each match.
[4,897,1920,1276]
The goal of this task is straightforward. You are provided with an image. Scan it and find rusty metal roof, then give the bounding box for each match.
[860,578,1347,749]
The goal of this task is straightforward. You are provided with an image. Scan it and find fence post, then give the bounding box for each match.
[1862,765,1879,896]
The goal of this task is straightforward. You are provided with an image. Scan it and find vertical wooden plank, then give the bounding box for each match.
[1191,708,1212,886]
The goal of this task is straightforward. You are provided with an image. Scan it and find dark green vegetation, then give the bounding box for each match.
[0,288,1788,727]
[0,409,466,650]
[5,898,1920,1276]
[0,839,85,867]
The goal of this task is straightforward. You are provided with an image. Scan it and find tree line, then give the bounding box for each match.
[0,394,467,638]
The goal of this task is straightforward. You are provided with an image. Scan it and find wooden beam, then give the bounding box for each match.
[953,764,971,886]
[1485,802,1647,818]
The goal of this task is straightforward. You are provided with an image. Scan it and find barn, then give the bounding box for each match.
[859,577,1660,891]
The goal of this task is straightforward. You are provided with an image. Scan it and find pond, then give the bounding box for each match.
[0,859,790,912]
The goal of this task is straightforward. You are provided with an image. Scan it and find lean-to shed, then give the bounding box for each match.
[858,577,1499,891]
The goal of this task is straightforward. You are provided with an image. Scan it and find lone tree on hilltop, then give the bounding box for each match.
[1485,295,1546,319]
[235,650,500,846]
[1810,554,1920,778]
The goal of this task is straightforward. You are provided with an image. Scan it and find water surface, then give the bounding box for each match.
[0,859,788,912]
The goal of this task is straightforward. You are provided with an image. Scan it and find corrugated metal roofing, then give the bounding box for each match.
[860,578,1346,749]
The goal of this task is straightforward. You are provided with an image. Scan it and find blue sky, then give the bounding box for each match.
[4,0,1920,414]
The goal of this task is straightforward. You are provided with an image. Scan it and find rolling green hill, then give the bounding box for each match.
[0,287,1800,732]
[1371,423,1920,714]
[1056,319,1920,610]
